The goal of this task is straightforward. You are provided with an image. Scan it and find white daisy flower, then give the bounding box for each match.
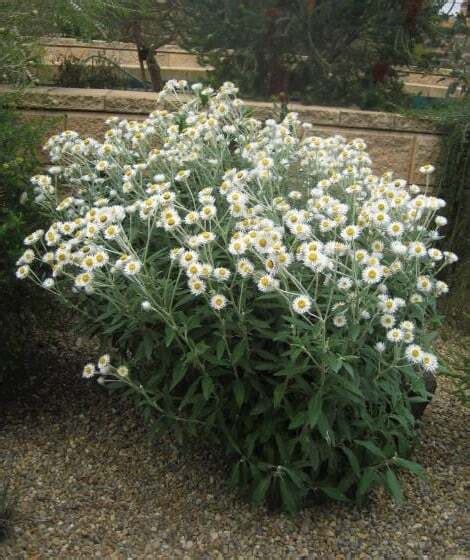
[16,265,31,279]
[333,315,347,328]
[210,294,228,311]
[188,277,206,295]
[380,314,395,328]
[340,224,361,242]
[292,295,312,315]
[421,352,438,372]
[386,328,404,343]
[405,344,423,364]
[82,363,96,378]
[417,275,433,293]
[257,275,279,293]
[124,261,142,276]
[362,266,383,285]
[214,267,231,281]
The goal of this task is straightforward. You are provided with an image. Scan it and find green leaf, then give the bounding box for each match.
[232,339,247,365]
[288,411,306,430]
[283,467,307,488]
[324,353,342,373]
[343,447,361,477]
[273,383,286,408]
[171,361,187,389]
[307,390,323,428]
[252,475,271,505]
[320,487,348,502]
[356,440,386,459]
[279,477,299,514]
[202,376,214,400]
[233,378,245,407]
[229,462,241,487]
[164,324,176,347]
[393,457,426,477]
[357,467,376,497]
[216,338,225,361]
[384,469,404,504]
[317,412,334,445]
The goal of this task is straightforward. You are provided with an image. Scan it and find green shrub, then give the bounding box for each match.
[18,81,455,511]
[54,55,128,90]
[0,96,54,395]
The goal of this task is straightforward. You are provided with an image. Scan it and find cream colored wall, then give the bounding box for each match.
[9,85,442,187]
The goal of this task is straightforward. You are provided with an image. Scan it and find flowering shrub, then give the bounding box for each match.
[17,81,457,511]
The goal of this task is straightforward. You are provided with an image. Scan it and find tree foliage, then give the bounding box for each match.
[179,0,449,108]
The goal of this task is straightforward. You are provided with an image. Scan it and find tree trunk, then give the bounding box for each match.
[131,21,151,88]
[146,46,163,92]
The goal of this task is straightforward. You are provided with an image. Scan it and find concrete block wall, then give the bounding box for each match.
[8,86,443,187]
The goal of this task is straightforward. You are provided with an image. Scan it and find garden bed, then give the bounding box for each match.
[0,331,468,558]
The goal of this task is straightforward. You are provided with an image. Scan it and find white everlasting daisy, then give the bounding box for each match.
[380,314,395,328]
[405,344,423,364]
[428,248,443,261]
[94,251,109,268]
[214,267,231,281]
[104,224,121,241]
[200,205,217,220]
[18,249,35,264]
[175,169,191,181]
[98,354,111,372]
[16,265,31,279]
[188,277,206,295]
[124,260,142,276]
[443,251,458,264]
[228,238,247,256]
[400,321,415,332]
[82,363,96,378]
[333,315,347,328]
[179,250,199,268]
[417,275,433,293]
[409,241,427,258]
[387,222,404,237]
[419,164,435,175]
[198,231,216,245]
[362,266,383,285]
[403,330,415,343]
[421,352,438,372]
[210,294,228,311]
[435,280,449,295]
[237,259,255,278]
[184,211,200,225]
[257,275,279,293]
[386,328,403,343]
[390,241,407,256]
[75,272,93,288]
[292,295,312,315]
[340,224,361,242]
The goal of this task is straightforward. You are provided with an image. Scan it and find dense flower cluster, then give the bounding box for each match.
[19,81,454,378]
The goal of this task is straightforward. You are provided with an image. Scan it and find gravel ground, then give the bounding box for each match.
[0,333,469,559]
